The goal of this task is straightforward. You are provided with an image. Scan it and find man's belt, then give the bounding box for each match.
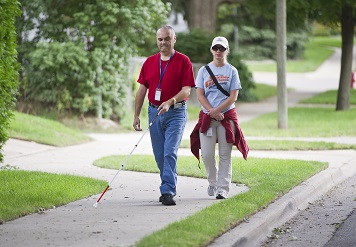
[149,101,186,109]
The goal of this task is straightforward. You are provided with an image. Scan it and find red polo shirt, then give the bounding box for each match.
[137,50,196,105]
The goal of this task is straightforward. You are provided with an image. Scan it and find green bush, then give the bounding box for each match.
[228,52,257,102]
[16,0,170,122]
[175,29,216,64]
[311,21,341,36]
[237,26,275,60]
[22,42,96,114]
[0,1,21,162]
[287,32,308,59]
[237,26,308,60]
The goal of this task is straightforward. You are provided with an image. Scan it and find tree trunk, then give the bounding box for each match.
[276,0,288,129]
[187,0,242,33]
[336,4,355,111]
[187,0,220,32]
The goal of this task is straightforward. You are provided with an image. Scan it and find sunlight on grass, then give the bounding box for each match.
[0,170,107,222]
[312,36,342,48]
[179,139,356,151]
[240,107,356,137]
[93,154,326,247]
[247,36,340,72]
[251,83,277,101]
[136,157,325,247]
[8,112,92,146]
[300,89,356,105]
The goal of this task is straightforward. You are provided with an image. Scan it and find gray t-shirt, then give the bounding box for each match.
[195,62,241,113]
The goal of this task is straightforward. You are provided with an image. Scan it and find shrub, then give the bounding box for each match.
[228,52,257,102]
[22,42,96,114]
[0,1,21,162]
[237,26,308,60]
[175,29,216,64]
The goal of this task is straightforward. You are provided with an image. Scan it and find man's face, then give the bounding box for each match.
[156,28,176,53]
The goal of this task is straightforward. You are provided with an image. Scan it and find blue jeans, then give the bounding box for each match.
[148,104,187,196]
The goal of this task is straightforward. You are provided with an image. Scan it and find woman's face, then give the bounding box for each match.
[211,45,227,60]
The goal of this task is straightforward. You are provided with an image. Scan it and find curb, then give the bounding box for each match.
[209,155,356,247]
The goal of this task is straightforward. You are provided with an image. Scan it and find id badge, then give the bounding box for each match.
[206,127,213,137]
[155,88,161,101]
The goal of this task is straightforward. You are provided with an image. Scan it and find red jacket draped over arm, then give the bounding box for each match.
[190,109,249,166]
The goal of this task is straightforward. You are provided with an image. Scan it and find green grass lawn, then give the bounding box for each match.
[251,83,279,101]
[240,107,356,137]
[247,36,341,72]
[93,154,327,247]
[8,112,92,146]
[180,139,356,151]
[300,89,356,105]
[0,169,107,222]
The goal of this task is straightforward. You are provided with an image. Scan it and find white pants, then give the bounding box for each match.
[199,120,235,195]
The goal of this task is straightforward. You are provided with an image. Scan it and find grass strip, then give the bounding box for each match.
[180,139,356,151]
[0,170,107,222]
[300,89,356,105]
[246,36,339,72]
[250,83,279,101]
[8,112,92,146]
[93,155,327,247]
[240,107,356,137]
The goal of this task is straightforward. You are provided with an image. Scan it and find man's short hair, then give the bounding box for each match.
[157,25,175,36]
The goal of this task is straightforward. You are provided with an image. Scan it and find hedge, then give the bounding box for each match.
[0,1,21,162]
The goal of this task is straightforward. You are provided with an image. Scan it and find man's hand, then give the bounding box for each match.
[133,117,142,131]
[157,100,172,115]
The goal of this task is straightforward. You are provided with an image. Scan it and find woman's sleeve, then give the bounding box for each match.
[195,66,205,89]
[230,66,242,90]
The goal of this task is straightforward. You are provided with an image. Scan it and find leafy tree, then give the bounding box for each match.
[0,1,21,162]
[216,1,310,61]
[217,0,313,32]
[17,0,170,120]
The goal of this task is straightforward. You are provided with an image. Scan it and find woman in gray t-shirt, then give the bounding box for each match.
[195,36,242,199]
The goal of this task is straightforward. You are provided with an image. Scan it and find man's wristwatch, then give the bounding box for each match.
[172,97,177,105]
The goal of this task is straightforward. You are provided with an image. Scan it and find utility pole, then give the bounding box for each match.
[233,6,239,52]
[276,0,288,129]
[96,65,103,120]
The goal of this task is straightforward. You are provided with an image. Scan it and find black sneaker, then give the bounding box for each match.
[216,191,228,199]
[216,192,228,199]
[216,194,225,199]
[161,194,176,206]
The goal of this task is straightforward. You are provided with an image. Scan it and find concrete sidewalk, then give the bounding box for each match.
[1,47,356,247]
[2,123,356,247]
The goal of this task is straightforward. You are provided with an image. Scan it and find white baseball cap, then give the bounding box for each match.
[211,36,229,49]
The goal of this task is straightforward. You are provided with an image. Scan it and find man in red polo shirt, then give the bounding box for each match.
[133,25,195,206]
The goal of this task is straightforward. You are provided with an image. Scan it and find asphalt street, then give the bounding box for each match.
[261,174,356,247]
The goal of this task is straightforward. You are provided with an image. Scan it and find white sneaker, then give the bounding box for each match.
[207,186,217,196]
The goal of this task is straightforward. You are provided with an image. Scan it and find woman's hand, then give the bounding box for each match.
[207,108,224,121]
